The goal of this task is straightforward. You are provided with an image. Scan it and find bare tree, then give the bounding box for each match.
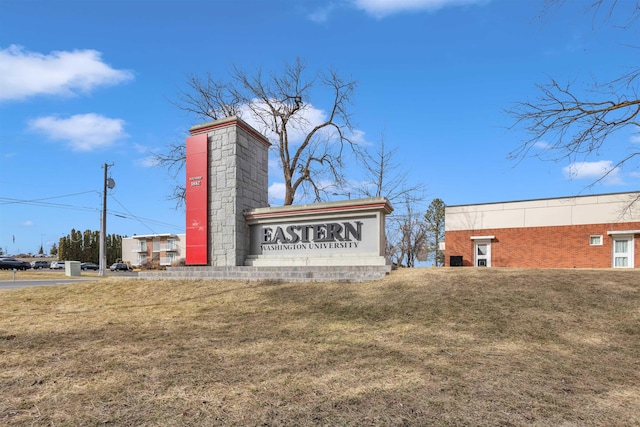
[153,142,187,205]
[387,196,428,268]
[156,58,357,206]
[508,0,640,184]
[350,131,427,267]
[354,131,426,205]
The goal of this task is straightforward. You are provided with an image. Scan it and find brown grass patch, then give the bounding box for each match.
[0,269,99,281]
[1,268,639,426]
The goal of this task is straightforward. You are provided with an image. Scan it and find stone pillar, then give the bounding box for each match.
[188,116,270,266]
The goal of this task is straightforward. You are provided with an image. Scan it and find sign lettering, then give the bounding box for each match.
[189,175,203,187]
[261,221,362,245]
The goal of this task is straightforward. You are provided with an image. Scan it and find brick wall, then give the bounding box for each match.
[445,222,640,268]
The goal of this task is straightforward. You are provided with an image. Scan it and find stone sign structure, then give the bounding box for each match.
[185,116,270,267]
[141,116,393,282]
[245,198,393,267]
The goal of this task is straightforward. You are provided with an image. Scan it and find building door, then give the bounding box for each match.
[612,236,634,268]
[475,240,491,267]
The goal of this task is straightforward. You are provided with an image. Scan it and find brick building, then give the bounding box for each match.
[444,192,640,268]
[121,234,186,268]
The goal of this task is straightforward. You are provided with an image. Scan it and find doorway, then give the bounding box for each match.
[612,235,634,268]
[474,240,491,267]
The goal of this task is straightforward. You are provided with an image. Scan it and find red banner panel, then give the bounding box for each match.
[185,133,208,265]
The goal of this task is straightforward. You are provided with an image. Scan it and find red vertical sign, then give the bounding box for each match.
[185,133,208,264]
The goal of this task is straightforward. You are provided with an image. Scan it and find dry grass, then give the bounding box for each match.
[1,268,638,426]
[0,269,99,281]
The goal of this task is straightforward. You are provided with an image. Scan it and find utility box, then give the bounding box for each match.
[65,261,81,277]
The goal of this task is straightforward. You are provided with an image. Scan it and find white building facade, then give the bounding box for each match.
[122,234,186,268]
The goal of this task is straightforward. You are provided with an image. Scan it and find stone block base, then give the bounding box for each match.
[137,265,392,282]
[244,254,389,267]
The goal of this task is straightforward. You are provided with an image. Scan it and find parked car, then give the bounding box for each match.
[31,260,50,269]
[110,262,130,272]
[0,257,31,270]
[50,261,66,269]
[81,262,99,271]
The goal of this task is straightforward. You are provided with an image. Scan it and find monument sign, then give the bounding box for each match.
[184,116,393,269]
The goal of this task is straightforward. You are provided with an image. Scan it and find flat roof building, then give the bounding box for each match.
[444,191,640,268]
[122,234,186,268]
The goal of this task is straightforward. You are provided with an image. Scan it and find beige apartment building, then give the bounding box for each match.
[121,234,186,268]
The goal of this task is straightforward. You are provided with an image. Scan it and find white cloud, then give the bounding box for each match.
[237,99,367,204]
[239,100,330,145]
[28,113,128,151]
[132,143,150,154]
[0,45,134,102]
[562,160,624,185]
[268,182,286,203]
[130,143,163,167]
[631,134,640,144]
[350,129,369,146]
[352,0,489,18]
[268,155,284,180]
[533,140,551,150]
[20,220,35,227]
[308,4,337,23]
[137,156,161,168]
[239,99,365,149]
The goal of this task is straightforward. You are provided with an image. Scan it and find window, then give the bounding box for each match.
[590,235,602,246]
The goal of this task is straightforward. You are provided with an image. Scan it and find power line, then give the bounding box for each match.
[1,194,184,232]
[0,196,99,213]
[109,194,157,234]
[106,209,184,231]
[0,191,100,205]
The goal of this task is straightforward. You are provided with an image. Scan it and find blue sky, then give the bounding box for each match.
[1,0,638,255]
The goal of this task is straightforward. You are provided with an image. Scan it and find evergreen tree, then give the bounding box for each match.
[106,234,123,264]
[58,237,67,260]
[70,229,83,261]
[424,198,446,267]
[57,229,121,262]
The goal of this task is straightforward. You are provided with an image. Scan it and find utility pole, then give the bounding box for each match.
[99,163,114,276]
